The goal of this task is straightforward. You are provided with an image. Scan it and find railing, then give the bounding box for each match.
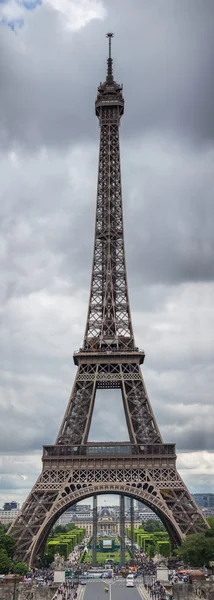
[43,443,176,459]
[75,347,143,353]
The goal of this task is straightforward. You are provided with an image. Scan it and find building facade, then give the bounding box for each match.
[0,509,20,525]
[192,494,214,509]
[70,517,142,537]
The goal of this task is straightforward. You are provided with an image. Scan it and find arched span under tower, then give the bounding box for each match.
[20,486,184,568]
[11,442,206,567]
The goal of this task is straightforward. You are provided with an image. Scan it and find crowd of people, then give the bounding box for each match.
[144,579,173,600]
[54,583,78,599]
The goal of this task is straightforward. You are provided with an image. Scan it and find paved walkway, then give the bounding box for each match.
[137,584,151,600]
[52,585,84,600]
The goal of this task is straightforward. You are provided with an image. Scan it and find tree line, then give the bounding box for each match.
[0,524,28,575]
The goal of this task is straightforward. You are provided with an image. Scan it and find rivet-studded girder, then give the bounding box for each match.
[56,359,162,446]
[84,80,134,352]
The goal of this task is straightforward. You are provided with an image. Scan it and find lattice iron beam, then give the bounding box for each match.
[120,494,125,565]
[92,495,97,566]
[130,496,134,558]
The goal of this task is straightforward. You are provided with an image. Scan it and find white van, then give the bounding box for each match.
[126,574,135,587]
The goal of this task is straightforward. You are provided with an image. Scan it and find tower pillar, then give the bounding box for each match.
[130,496,134,559]
[120,494,125,566]
[92,495,97,566]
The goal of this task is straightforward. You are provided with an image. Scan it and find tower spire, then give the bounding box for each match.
[106,32,114,81]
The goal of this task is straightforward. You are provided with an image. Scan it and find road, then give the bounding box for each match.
[82,581,143,600]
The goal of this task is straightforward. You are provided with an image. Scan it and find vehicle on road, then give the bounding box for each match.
[126,574,135,587]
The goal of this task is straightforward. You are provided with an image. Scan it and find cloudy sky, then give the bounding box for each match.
[0,0,214,510]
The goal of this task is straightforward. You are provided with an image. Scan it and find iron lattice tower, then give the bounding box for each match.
[10,34,208,566]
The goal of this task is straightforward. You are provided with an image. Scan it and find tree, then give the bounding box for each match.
[0,548,12,574]
[42,554,53,568]
[13,562,28,576]
[207,517,214,531]
[51,523,77,535]
[64,523,77,532]
[0,524,8,535]
[0,533,16,559]
[176,533,214,568]
[142,519,166,533]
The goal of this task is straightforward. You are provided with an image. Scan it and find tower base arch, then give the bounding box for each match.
[9,445,207,567]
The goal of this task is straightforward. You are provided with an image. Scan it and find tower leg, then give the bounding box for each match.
[92,495,97,566]
[120,494,125,566]
[130,496,134,559]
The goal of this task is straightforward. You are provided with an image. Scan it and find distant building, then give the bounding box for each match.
[72,517,142,537]
[139,510,160,522]
[125,497,131,512]
[54,504,141,535]
[67,505,77,513]
[76,504,91,513]
[55,510,92,526]
[202,507,214,517]
[66,504,91,513]
[192,494,214,509]
[3,502,20,511]
[135,500,147,511]
[0,509,20,525]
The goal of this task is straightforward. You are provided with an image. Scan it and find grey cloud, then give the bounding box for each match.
[123,138,214,286]
[106,0,214,145]
[0,476,32,491]
[158,406,214,451]
[88,390,130,443]
[0,403,55,452]
[0,1,214,150]
[180,476,214,495]
[0,368,71,452]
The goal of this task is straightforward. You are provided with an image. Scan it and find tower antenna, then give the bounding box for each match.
[106,32,114,81]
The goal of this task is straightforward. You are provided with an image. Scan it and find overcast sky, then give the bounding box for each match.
[0,0,214,510]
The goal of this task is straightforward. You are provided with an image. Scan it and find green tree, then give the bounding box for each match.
[64,523,77,532]
[0,533,16,559]
[176,533,214,568]
[13,562,28,576]
[0,548,12,574]
[0,524,8,535]
[142,519,166,533]
[42,554,53,568]
[207,517,214,531]
[51,523,77,535]
[52,525,66,534]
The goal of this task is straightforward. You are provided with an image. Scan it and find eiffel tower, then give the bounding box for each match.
[10,33,207,567]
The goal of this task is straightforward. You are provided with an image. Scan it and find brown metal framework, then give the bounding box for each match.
[92,494,97,566]
[120,494,125,565]
[9,34,208,566]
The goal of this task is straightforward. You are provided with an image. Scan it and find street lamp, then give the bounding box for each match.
[104,582,112,600]
[5,575,18,600]
[13,575,18,600]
